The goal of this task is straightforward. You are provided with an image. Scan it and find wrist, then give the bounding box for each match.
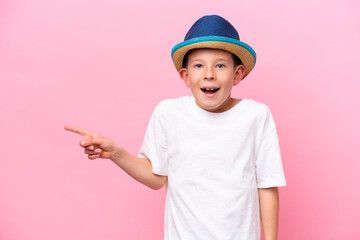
[110,145,123,162]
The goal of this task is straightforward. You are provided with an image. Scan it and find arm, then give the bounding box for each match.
[64,125,167,190]
[110,146,168,190]
[258,187,279,240]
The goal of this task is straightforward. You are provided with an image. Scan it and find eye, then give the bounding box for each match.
[194,64,203,68]
[216,64,225,68]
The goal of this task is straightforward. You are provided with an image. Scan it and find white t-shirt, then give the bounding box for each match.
[138,95,287,240]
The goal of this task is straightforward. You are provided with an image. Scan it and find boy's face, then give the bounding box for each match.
[179,48,246,113]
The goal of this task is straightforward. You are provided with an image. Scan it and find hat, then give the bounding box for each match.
[171,15,256,79]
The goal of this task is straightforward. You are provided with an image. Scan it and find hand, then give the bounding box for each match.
[64,125,118,160]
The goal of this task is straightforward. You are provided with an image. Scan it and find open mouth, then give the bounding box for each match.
[201,88,220,93]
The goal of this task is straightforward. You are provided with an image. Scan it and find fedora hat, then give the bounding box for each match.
[171,15,256,79]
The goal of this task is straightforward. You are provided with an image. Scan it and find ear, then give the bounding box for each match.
[233,65,246,86]
[179,68,190,88]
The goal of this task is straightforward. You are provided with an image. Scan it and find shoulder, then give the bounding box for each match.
[150,96,191,127]
[245,98,278,135]
[155,96,192,113]
[149,96,191,122]
[244,98,272,116]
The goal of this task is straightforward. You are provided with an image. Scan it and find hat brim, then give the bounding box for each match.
[171,36,256,79]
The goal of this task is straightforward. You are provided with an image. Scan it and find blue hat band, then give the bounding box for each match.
[171,36,256,62]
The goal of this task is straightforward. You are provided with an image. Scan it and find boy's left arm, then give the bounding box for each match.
[258,187,279,240]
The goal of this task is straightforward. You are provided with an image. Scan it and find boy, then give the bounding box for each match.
[65,15,287,240]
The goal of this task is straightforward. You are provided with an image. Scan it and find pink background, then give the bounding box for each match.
[1,0,360,239]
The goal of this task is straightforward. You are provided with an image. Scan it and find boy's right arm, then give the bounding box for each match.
[64,125,167,190]
[110,146,168,190]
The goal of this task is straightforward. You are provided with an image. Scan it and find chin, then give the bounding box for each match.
[201,104,221,112]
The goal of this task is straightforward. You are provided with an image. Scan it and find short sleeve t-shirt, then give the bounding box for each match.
[138,95,287,240]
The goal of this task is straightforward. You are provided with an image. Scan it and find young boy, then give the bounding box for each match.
[65,15,286,240]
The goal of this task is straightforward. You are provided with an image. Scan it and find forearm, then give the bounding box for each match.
[110,146,167,190]
[258,187,279,240]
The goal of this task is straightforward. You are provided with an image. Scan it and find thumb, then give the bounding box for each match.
[90,137,103,146]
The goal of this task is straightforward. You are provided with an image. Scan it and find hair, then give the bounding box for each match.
[182,49,243,69]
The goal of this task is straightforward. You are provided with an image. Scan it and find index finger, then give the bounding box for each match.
[64,125,91,137]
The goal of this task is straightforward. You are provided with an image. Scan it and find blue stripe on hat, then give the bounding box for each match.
[171,36,257,64]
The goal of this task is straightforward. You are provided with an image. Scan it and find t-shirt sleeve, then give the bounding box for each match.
[138,103,169,176]
[255,107,287,188]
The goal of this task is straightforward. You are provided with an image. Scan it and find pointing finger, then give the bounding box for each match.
[64,125,91,137]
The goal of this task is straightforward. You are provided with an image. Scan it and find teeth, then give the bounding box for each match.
[201,88,219,92]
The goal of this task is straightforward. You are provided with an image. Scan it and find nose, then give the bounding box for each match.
[204,67,215,80]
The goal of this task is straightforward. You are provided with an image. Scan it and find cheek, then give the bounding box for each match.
[187,77,198,88]
[223,80,234,90]
[183,76,192,88]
